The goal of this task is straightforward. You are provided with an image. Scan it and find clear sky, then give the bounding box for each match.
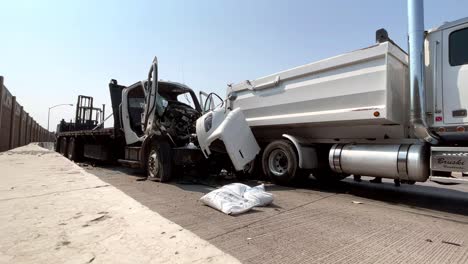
[1,0,467,131]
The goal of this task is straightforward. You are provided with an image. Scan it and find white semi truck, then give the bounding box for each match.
[197,0,468,185]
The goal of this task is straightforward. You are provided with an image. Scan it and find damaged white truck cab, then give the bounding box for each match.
[196,105,260,171]
[57,57,211,182]
[196,0,468,186]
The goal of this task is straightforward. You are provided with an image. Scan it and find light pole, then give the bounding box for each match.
[48,104,73,131]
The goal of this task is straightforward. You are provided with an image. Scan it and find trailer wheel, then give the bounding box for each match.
[59,137,68,156]
[262,140,299,185]
[67,137,81,161]
[55,138,60,152]
[147,140,172,182]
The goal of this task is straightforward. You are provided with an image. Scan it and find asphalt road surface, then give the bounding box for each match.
[85,165,468,264]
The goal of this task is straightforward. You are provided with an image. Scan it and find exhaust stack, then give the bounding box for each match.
[407,0,439,144]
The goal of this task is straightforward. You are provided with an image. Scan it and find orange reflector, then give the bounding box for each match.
[438,127,446,133]
[373,111,380,117]
[456,126,465,132]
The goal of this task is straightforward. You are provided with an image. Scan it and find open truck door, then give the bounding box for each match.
[199,91,210,114]
[199,91,218,114]
[196,94,260,171]
[142,57,160,134]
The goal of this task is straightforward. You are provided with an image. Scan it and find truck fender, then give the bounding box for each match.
[282,134,318,169]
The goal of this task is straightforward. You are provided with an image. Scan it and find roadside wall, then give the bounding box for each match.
[0,76,54,152]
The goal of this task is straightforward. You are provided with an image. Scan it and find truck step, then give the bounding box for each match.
[117,159,141,169]
[125,146,141,161]
[430,146,468,172]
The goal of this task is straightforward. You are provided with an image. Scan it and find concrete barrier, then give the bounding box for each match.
[0,76,54,152]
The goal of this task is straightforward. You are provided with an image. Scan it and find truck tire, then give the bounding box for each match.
[55,139,60,152]
[67,137,83,161]
[67,137,75,160]
[147,140,172,182]
[262,140,302,185]
[60,137,68,156]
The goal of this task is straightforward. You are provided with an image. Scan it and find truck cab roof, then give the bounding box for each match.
[128,80,195,96]
[428,17,468,33]
[124,79,201,113]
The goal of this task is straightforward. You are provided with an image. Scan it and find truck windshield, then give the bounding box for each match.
[156,82,201,113]
[449,27,468,66]
[177,93,195,109]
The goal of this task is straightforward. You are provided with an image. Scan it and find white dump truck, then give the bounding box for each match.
[197,0,468,185]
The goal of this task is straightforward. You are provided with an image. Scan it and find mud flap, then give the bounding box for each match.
[197,108,260,171]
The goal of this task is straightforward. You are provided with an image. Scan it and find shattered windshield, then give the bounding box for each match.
[155,92,169,116]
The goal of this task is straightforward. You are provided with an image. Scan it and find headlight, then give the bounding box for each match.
[204,113,213,132]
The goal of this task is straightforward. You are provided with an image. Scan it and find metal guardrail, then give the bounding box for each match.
[0,76,54,152]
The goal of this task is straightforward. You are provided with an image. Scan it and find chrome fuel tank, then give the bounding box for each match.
[329,144,429,182]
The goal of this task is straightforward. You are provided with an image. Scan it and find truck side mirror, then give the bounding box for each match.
[227,92,237,110]
[376,28,389,43]
[228,92,237,101]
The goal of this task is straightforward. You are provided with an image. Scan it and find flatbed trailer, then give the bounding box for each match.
[56,127,123,162]
[58,128,114,137]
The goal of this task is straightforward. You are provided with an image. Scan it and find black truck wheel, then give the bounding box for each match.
[67,137,75,160]
[262,140,301,185]
[55,139,60,152]
[67,137,82,161]
[59,137,68,156]
[147,140,172,182]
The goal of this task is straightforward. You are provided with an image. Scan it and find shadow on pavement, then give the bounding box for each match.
[299,177,468,218]
[172,175,468,218]
[85,163,468,218]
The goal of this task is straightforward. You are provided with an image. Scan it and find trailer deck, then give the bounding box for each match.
[57,127,115,137]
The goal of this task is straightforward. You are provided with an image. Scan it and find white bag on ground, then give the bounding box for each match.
[222,183,251,196]
[200,183,273,215]
[243,184,273,206]
[199,187,255,215]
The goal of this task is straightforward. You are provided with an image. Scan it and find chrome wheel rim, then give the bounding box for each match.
[268,149,288,176]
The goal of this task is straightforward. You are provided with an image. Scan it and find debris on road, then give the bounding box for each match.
[352,201,364,204]
[442,240,462,247]
[200,183,273,215]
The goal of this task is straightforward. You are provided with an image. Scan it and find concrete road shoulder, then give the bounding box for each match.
[0,144,240,264]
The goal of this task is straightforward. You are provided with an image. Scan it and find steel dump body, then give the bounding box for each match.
[229,42,411,142]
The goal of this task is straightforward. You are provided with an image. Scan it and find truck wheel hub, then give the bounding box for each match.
[148,151,160,177]
[269,149,288,176]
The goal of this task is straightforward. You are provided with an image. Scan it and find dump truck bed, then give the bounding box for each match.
[228,41,410,142]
